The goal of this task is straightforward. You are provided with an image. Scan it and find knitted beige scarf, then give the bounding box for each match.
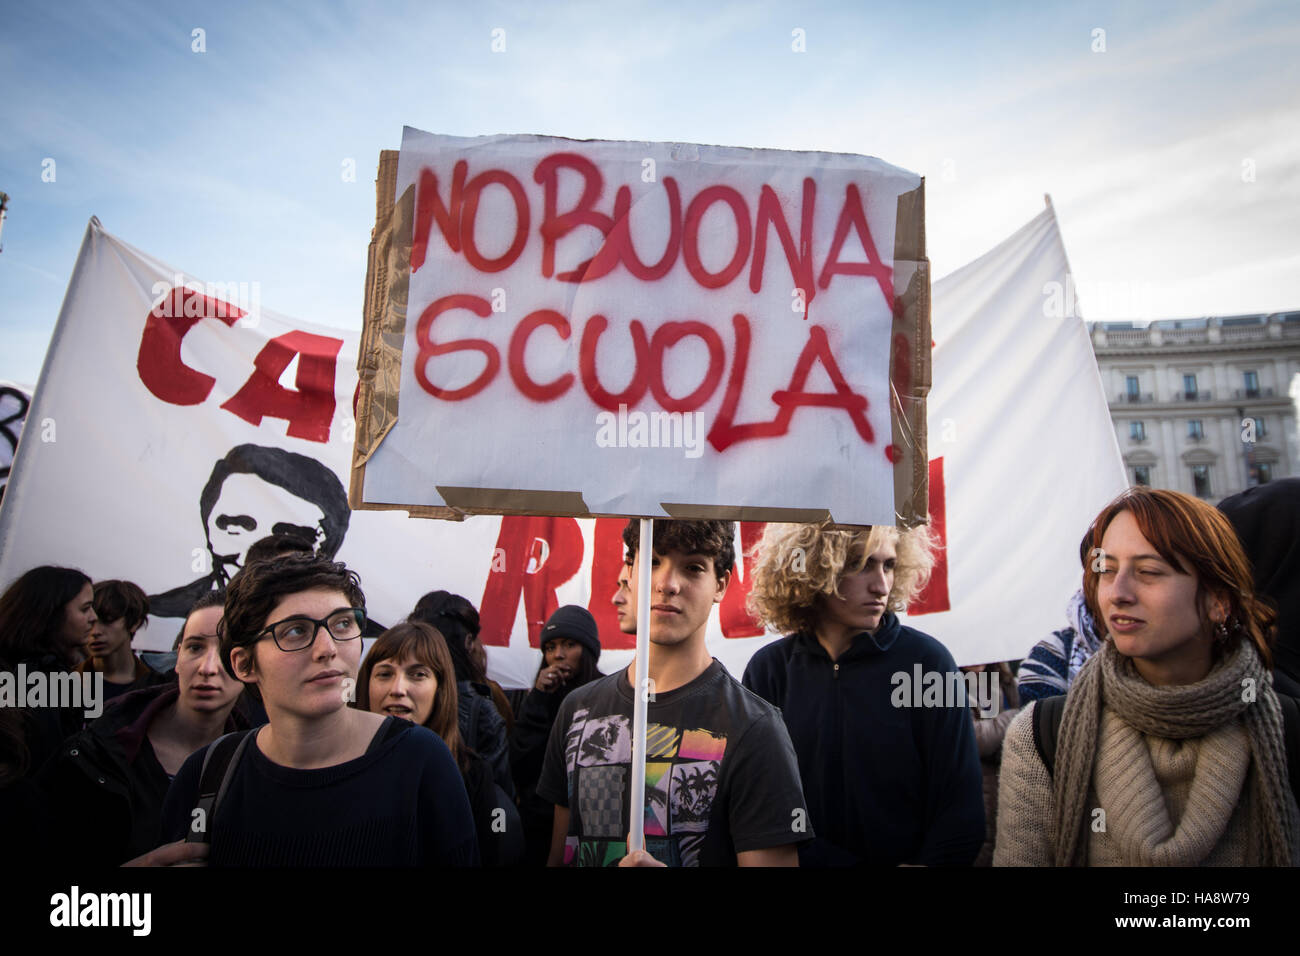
[1052,639,1296,866]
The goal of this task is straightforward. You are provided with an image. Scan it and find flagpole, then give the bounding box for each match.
[628,516,653,853]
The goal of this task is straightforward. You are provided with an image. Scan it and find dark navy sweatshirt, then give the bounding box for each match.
[742,612,984,866]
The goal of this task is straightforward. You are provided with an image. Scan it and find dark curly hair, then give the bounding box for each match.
[621,519,735,582]
[219,553,364,678]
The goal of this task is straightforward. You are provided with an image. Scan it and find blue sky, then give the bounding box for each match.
[2,0,1297,384]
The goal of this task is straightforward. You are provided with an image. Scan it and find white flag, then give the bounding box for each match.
[901,204,1127,665]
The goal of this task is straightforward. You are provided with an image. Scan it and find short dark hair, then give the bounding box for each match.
[243,532,316,567]
[0,566,92,668]
[199,444,351,565]
[621,519,735,582]
[92,579,150,634]
[408,591,482,683]
[219,553,364,678]
[173,588,227,651]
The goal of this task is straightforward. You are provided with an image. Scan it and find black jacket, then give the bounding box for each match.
[36,683,248,865]
[509,687,565,866]
[742,612,985,866]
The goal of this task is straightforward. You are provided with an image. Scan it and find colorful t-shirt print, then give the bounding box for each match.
[537,661,812,866]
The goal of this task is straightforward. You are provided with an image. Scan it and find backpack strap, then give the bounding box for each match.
[1031,694,1067,779]
[186,729,256,845]
[1032,690,1300,796]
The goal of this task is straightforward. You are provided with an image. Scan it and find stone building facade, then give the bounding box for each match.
[1090,312,1300,499]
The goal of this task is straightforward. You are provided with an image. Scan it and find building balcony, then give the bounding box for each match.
[1231,387,1275,400]
[1172,391,1213,402]
[1118,392,1155,404]
[1104,329,1152,347]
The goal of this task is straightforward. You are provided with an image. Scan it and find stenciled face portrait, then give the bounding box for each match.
[206,473,327,581]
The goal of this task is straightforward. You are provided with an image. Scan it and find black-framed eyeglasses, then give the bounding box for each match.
[255,607,366,652]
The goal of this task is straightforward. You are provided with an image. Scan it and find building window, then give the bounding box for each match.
[1126,375,1140,400]
[1133,465,1150,486]
[1187,419,1204,440]
[1130,421,1146,441]
[1183,373,1198,399]
[1258,462,1273,484]
[1254,416,1267,438]
[1192,465,1212,497]
[1244,370,1259,398]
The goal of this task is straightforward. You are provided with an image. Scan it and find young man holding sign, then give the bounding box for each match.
[537,519,809,866]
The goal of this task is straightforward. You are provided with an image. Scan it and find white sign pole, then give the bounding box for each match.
[628,516,653,853]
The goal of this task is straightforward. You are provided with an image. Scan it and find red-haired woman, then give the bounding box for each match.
[995,487,1299,866]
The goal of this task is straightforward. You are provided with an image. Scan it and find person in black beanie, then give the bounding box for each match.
[510,605,602,866]
[1218,477,1300,692]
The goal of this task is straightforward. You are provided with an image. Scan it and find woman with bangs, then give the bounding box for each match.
[742,522,985,866]
[358,622,522,866]
[995,487,1299,866]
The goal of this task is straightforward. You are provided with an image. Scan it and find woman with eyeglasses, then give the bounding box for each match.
[157,553,478,866]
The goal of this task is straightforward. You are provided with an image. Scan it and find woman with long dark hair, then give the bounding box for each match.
[996,487,1299,866]
[0,566,97,774]
[357,621,521,866]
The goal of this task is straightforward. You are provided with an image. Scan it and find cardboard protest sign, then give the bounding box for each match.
[353,130,929,528]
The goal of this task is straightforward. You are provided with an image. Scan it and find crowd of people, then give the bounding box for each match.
[0,479,1297,867]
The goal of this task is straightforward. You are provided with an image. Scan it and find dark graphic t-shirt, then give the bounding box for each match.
[536,660,811,866]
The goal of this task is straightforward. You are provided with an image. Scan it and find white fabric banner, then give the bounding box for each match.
[899,204,1127,664]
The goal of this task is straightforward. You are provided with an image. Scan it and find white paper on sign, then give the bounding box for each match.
[361,129,923,525]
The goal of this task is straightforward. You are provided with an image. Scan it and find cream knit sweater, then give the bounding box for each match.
[994,702,1270,866]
